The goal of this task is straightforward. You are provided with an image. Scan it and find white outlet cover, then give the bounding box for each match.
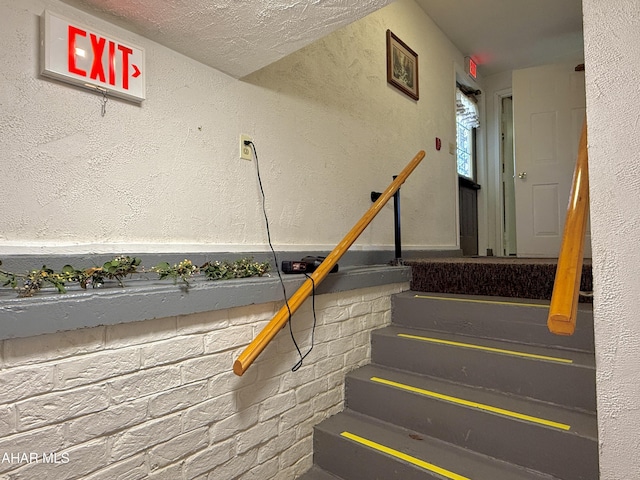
[240,134,252,160]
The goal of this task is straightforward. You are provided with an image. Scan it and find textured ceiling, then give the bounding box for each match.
[60,0,393,78]
[60,0,584,80]
[415,0,584,77]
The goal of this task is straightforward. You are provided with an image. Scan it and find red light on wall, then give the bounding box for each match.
[465,56,477,79]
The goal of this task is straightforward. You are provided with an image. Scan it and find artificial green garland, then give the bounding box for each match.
[0,255,270,298]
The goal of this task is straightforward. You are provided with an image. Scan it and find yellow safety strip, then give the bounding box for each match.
[413,294,548,309]
[371,376,571,431]
[340,431,470,480]
[397,333,574,364]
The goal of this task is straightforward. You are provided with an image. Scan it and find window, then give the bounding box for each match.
[456,88,480,180]
[456,119,474,179]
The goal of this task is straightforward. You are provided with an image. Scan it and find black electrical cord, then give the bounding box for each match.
[247,141,317,371]
[290,273,317,371]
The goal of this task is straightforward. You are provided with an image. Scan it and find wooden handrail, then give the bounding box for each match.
[548,120,589,335]
[233,150,426,376]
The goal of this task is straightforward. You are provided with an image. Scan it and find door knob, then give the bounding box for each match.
[518,172,527,179]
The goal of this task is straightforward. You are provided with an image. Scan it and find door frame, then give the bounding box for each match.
[454,64,486,255]
[501,95,517,256]
[492,87,514,257]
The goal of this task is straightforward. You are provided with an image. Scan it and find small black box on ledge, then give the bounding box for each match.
[281,256,338,274]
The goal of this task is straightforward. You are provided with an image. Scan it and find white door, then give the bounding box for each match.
[512,63,590,257]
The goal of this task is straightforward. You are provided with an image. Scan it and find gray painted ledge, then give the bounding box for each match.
[0,264,411,341]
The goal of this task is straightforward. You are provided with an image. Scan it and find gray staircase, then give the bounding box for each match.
[299,291,598,480]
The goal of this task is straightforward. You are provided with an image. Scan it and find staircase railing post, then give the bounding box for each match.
[393,175,402,265]
[371,175,402,265]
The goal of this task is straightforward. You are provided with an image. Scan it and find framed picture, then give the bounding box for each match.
[386,30,419,100]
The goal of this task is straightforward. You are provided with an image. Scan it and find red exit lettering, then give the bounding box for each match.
[468,57,477,79]
[67,25,141,90]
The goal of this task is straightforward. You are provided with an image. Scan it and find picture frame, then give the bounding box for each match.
[386,30,419,101]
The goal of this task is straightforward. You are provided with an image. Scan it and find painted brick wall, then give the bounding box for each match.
[0,282,407,479]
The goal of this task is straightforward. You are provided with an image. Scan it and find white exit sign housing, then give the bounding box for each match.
[40,10,145,103]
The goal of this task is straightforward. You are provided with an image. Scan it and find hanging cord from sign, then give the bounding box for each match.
[247,141,317,371]
[96,87,108,117]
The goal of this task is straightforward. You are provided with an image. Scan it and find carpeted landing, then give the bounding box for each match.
[405,257,592,302]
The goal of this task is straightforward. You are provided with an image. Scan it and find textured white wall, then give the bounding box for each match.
[0,0,464,255]
[582,0,640,478]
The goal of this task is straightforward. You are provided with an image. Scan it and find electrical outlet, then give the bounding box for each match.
[240,134,252,160]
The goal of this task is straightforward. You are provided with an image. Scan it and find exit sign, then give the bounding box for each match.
[40,11,145,103]
[465,56,477,80]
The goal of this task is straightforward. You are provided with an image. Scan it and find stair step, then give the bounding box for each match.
[345,364,598,480]
[296,465,343,480]
[406,259,592,303]
[304,292,599,480]
[392,292,594,353]
[372,325,596,412]
[313,410,559,480]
